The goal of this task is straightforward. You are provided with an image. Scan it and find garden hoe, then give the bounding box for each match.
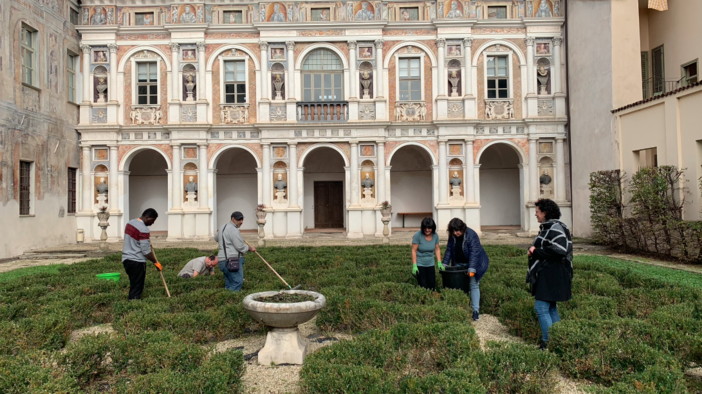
[150,245,171,298]
[244,241,301,290]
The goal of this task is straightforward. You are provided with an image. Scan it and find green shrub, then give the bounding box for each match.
[0,352,79,394]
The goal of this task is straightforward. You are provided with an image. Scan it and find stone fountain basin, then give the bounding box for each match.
[243,290,326,328]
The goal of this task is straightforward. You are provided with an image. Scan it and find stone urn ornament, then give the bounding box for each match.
[97,206,110,250]
[243,290,326,365]
[255,204,267,247]
[380,201,392,244]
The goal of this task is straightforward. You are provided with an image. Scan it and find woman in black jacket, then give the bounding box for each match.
[527,199,573,350]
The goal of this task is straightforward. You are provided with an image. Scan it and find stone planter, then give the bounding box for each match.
[256,210,267,221]
[380,206,392,218]
[243,290,326,365]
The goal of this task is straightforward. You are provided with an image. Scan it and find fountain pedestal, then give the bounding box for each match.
[258,327,307,365]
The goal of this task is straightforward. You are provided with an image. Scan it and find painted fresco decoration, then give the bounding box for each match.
[91,6,107,25]
[170,4,204,24]
[48,33,59,94]
[534,0,552,17]
[268,3,287,22]
[444,0,463,18]
[354,1,375,20]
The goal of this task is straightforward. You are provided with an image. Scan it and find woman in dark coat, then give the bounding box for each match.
[527,199,573,349]
[442,218,489,321]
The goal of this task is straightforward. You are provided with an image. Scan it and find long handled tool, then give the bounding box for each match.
[244,241,295,290]
[150,245,171,298]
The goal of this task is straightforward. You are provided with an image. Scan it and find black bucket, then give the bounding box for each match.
[440,265,470,293]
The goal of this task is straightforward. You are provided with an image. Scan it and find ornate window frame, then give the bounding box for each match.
[217,6,250,24]
[482,50,513,99]
[394,52,426,102]
[131,57,162,106]
[390,2,425,21]
[218,54,250,104]
[127,7,162,26]
[20,24,38,87]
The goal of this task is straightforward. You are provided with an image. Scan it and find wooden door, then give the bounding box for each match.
[314,181,344,228]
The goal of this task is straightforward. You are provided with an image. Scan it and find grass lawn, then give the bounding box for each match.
[0,264,63,283]
[0,245,700,393]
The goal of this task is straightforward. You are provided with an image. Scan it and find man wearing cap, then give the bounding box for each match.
[214,211,256,291]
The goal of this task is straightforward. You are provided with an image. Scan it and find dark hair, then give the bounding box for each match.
[446,218,467,235]
[208,255,217,261]
[420,217,436,234]
[141,208,159,219]
[535,199,561,221]
[231,211,244,220]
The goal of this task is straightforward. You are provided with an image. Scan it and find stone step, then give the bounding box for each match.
[21,252,88,260]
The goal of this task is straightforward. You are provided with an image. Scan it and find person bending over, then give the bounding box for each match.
[178,255,218,278]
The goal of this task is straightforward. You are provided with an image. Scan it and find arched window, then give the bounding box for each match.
[302,49,343,101]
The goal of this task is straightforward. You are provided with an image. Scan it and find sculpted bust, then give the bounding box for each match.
[185,176,198,193]
[274,174,287,190]
[96,177,108,194]
[450,172,462,186]
[361,174,374,188]
[180,6,197,23]
[540,170,552,185]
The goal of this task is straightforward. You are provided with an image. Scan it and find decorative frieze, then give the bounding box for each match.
[220,105,249,124]
[484,100,514,120]
[447,102,464,119]
[129,106,162,125]
[359,103,376,120]
[181,106,197,122]
[538,99,554,116]
[394,102,427,122]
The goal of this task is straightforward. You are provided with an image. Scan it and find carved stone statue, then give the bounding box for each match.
[449,172,464,202]
[185,176,198,193]
[274,174,287,204]
[360,70,372,99]
[361,173,374,189]
[536,0,552,17]
[96,177,109,194]
[540,170,553,197]
[361,173,375,203]
[540,170,552,185]
[273,74,284,100]
[185,74,196,101]
[448,70,460,97]
[537,64,550,95]
[96,77,108,103]
[184,176,198,205]
[450,172,462,186]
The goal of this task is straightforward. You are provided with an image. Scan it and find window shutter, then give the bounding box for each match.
[652,45,665,95]
[641,52,649,98]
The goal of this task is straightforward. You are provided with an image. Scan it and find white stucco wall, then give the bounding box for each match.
[479,169,520,226]
[302,148,346,230]
[129,176,169,232]
[389,145,433,228]
[216,175,258,231]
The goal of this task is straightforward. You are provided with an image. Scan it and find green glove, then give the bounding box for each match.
[412,264,419,275]
[438,261,445,271]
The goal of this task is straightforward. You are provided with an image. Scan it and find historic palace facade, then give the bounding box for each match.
[69,0,569,242]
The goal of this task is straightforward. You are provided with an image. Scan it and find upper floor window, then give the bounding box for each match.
[302,49,343,101]
[67,168,77,214]
[137,62,158,105]
[487,55,509,98]
[21,26,37,86]
[487,6,507,19]
[224,60,246,103]
[400,7,419,21]
[682,59,698,87]
[67,54,77,103]
[70,8,80,25]
[399,58,420,101]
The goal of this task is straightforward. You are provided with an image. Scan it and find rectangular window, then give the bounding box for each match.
[67,54,77,103]
[70,8,80,25]
[20,161,32,215]
[641,51,649,99]
[487,6,507,19]
[652,45,665,95]
[635,147,658,169]
[302,73,342,101]
[135,12,155,26]
[398,58,421,101]
[399,7,419,21]
[682,60,698,87]
[21,26,36,86]
[224,60,247,103]
[487,55,509,99]
[137,62,158,105]
[224,11,243,24]
[67,168,77,214]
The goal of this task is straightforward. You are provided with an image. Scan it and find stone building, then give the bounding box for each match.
[2,0,571,254]
[0,0,83,258]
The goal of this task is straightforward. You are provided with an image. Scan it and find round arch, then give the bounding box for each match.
[475,140,527,165]
[471,40,526,67]
[119,146,172,171]
[387,142,437,166]
[295,44,350,70]
[384,42,438,69]
[209,145,262,169]
[299,143,350,167]
[117,46,172,73]
[206,44,261,71]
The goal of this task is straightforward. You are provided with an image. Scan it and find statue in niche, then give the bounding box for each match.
[448,69,460,97]
[355,2,375,21]
[274,174,287,204]
[449,172,463,201]
[273,74,284,100]
[96,76,108,103]
[184,73,196,101]
[540,170,553,198]
[270,4,286,22]
[540,170,552,186]
[537,64,550,95]
[361,173,375,203]
[91,6,106,25]
[446,1,462,18]
[96,177,108,206]
[536,0,552,17]
[360,70,372,99]
[185,176,198,205]
[180,5,197,23]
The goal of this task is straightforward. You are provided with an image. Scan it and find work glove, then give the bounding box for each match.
[437,261,445,271]
[412,264,419,276]
[154,262,163,271]
[469,272,475,277]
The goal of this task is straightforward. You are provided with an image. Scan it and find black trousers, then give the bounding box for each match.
[416,266,436,291]
[123,260,147,300]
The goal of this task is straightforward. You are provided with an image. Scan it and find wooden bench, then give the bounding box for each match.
[397,212,433,228]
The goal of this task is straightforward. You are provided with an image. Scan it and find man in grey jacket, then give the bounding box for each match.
[215,211,256,291]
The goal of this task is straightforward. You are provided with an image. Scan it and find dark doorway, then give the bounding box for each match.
[314,181,344,228]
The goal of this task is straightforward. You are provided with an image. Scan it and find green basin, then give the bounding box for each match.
[96,273,121,282]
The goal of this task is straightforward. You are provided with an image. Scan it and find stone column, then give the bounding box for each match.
[107,44,118,102]
[374,40,384,98]
[288,143,298,207]
[169,43,180,101]
[197,42,207,100]
[171,143,182,210]
[109,144,119,211]
[260,42,269,100]
[348,41,357,99]
[286,41,296,99]
[198,143,209,209]
[463,38,473,96]
[262,143,271,205]
[350,141,360,206]
[81,145,92,212]
[553,36,562,94]
[377,142,386,203]
[438,141,448,204]
[529,136,538,202]
[525,37,535,95]
[437,38,446,96]
[465,140,475,202]
[473,164,481,204]
[80,43,91,103]
[555,136,566,201]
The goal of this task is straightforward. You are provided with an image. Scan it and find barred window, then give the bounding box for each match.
[224,60,246,103]
[137,62,158,105]
[67,168,77,213]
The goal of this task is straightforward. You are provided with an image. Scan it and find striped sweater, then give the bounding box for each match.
[122,218,152,262]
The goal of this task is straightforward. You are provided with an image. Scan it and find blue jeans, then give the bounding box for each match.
[534,300,561,342]
[469,275,480,313]
[219,256,244,292]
